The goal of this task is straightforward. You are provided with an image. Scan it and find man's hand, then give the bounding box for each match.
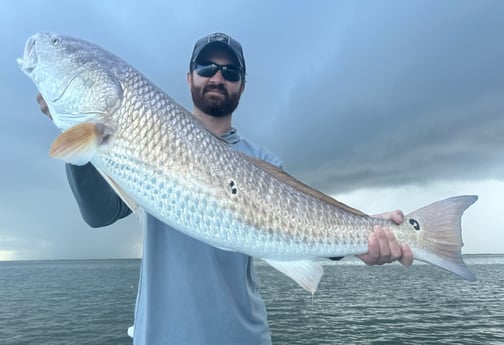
[357,210,414,267]
[36,93,52,119]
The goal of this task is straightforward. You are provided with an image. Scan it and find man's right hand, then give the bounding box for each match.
[36,93,52,119]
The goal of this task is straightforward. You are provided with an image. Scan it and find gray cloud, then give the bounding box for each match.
[1,0,503,259]
[264,1,504,193]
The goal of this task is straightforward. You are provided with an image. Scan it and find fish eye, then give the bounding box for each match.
[51,37,62,46]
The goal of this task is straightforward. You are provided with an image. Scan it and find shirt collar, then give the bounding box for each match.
[220,128,241,144]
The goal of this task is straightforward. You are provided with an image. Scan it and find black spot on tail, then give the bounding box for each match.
[409,218,421,231]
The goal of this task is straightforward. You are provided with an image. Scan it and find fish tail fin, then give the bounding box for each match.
[405,195,478,281]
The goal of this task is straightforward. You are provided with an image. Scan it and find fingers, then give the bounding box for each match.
[361,226,400,265]
[376,228,392,264]
[389,210,404,225]
[36,93,52,119]
[358,225,414,267]
[398,243,414,267]
[359,209,412,266]
[372,210,404,225]
[357,231,379,265]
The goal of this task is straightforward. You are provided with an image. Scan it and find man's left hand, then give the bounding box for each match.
[357,210,414,267]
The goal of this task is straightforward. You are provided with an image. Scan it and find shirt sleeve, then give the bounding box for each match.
[65,163,132,227]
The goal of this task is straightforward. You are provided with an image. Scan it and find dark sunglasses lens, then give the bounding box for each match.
[222,68,241,82]
[196,64,242,82]
[196,64,218,78]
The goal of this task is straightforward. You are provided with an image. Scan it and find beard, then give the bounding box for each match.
[190,83,241,118]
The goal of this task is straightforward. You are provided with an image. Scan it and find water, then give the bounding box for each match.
[0,260,137,345]
[0,256,503,345]
[259,256,504,345]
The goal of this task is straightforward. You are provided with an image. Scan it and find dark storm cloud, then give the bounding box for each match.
[264,1,504,194]
[1,0,503,259]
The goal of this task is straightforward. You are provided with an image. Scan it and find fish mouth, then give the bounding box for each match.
[17,35,38,74]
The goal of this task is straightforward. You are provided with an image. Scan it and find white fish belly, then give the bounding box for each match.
[95,153,370,259]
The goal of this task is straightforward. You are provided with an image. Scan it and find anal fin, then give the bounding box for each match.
[263,259,324,293]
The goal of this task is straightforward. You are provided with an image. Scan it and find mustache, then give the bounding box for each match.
[203,84,228,97]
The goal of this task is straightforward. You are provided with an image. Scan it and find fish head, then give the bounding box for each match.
[18,32,124,131]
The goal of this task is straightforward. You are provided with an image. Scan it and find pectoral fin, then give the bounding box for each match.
[50,122,112,165]
[263,259,324,293]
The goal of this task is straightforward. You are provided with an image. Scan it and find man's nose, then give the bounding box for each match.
[208,70,225,83]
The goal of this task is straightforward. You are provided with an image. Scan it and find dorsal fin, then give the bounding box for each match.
[241,154,367,217]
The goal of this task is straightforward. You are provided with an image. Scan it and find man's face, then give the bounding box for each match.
[189,47,244,117]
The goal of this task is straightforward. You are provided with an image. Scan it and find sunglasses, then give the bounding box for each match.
[194,63,243,82]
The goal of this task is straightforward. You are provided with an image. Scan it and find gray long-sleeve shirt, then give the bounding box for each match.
[66,128,282,345]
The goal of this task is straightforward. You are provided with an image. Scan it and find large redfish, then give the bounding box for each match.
[18,33,477,292]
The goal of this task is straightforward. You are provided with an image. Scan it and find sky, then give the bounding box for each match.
[1,0,503,260]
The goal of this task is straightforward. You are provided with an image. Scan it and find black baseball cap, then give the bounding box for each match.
[190,33,246,75]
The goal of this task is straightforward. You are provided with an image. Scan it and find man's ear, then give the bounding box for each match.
[240,80,246,94]
[186,72,192,86]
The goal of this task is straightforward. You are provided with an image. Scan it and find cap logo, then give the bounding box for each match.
[208,33,230,45]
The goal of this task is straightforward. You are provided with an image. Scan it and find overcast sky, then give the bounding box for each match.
[1,0,503,260]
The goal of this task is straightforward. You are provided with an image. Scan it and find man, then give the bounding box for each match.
[37,32,413,345]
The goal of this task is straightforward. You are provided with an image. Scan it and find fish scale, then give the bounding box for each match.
[18,32,477,292]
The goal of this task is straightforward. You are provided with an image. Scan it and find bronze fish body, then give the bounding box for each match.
[18,33,477,292]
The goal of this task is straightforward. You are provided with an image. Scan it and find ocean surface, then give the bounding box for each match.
[0,255,503,345]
